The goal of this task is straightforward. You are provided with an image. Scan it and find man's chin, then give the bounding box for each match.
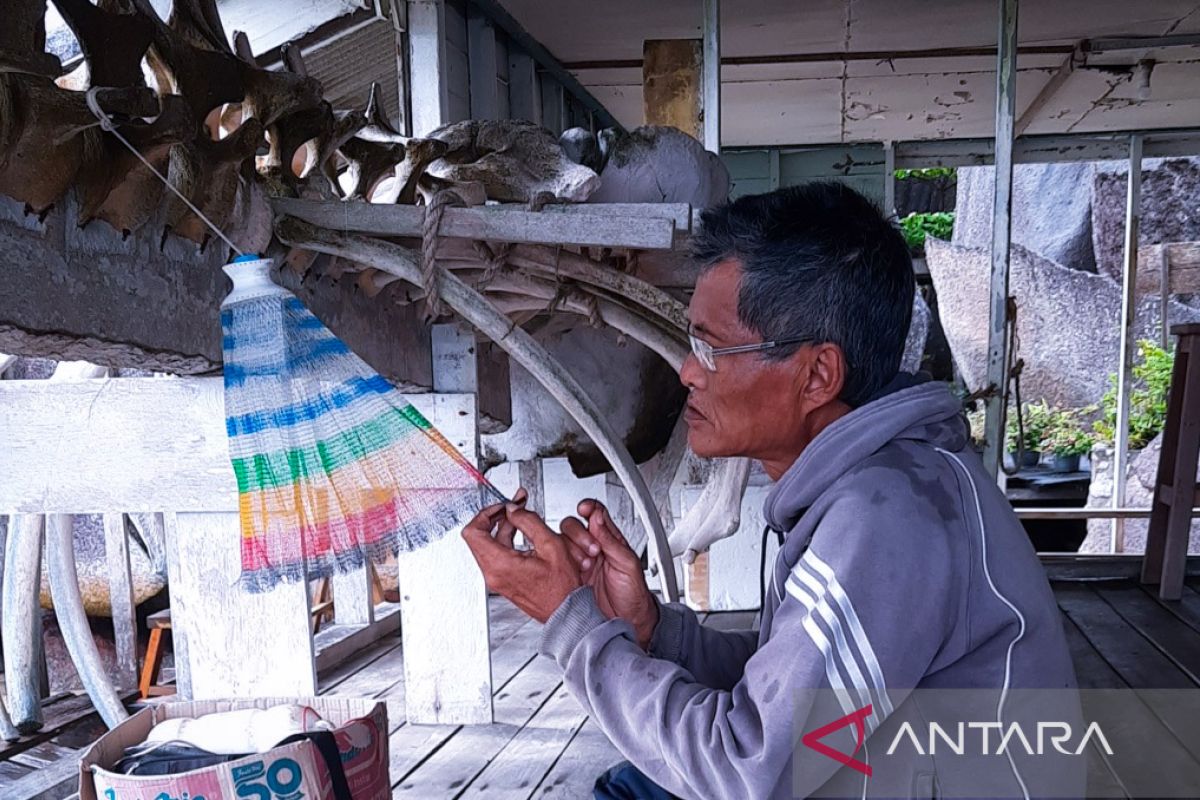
[686,430,734,460]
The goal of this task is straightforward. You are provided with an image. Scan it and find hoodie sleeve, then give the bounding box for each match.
[538,487,961,800]
[647,597,758,690]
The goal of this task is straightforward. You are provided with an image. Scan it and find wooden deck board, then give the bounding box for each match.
[14,576,1200,800]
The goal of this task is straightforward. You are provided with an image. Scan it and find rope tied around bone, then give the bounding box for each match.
[471,240,512,288]
[421,188,470,319]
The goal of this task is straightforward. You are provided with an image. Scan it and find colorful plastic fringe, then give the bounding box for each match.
[221,257,504,591]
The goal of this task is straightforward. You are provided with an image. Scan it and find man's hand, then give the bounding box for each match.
[461,490,582,624]
[560,499,659,650]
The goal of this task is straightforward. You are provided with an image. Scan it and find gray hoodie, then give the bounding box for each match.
[539,382,1082,799]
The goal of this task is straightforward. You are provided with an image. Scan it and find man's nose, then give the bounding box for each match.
[680,351,706,391]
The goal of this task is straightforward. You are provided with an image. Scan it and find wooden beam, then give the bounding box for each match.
[642,39,702,135]
[467,7,499,120]
[507,49,540,124]
[271,198,681,249]
[701,0,721,152]
[102,515,138,691]
[1014,43,1082,138]
[539,72,567,135]
[408,0,450,135]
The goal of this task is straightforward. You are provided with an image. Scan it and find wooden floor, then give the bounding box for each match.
[5,560,1200,799]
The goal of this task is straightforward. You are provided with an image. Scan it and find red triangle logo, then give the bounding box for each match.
[801,703,873,777]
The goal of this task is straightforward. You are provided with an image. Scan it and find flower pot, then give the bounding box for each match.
[1009,450,1041,468]
[1049,454,1081,473]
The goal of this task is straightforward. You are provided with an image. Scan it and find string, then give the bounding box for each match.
[84,88,243,256]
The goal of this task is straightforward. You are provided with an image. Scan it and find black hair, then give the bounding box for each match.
[689,181,915,407]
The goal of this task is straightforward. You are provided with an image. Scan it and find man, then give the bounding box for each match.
[462,183,1080,799]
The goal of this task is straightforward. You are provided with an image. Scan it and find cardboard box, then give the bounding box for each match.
[78,696,389,800]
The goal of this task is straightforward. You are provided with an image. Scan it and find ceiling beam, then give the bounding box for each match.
[1014,42,1083,138]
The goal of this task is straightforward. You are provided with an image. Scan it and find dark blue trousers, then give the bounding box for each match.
[593,761,680,800]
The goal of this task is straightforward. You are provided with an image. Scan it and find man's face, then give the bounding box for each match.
[681,259,813,467]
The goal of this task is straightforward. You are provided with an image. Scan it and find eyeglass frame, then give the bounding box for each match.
[687,329,816,372]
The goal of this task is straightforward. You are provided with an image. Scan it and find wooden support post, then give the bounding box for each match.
[508,50,541,124]
[642,39,702,134]
[102,514,138,690]
[467,7,499,120]
[981,0,1019,480]
[397,326,493,724]
[166,511,317,699]
[408,0,450,136]
[884,142,896,219]
[701,0,721,153]
[1112,133,1144,553]
[539,73,567,134]
[3,515,45,732]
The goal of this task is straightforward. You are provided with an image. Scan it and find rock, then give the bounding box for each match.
[587,125,729,208]
[902,293,930,374]
[925,237,1200,408]
[1080,438,1200,554]
[1091,157,1200,283]
[559,127,604,173]
[953,163,1098,272]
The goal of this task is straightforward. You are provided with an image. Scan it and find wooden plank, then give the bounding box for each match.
[392,659,565,796]
[0,761,35,782]
[1094,583,1200,684]
[1061,611,1200,796]
[1057,582,1195,689]
[395,393,492,725]
[0,379,235,514]
[643,39,702,137]
[166,511,316,699]
[459,682,588,797]
[1155,583,1200,634]
[533,718,623,799]
[331,567,375,626]
[408,0,449,136]
[101,515,137,690]
[9,741,78,769]
[507,50,540,124]
[1043,555,1200,581]
[318,636,400,693]
[386,617,544,782]
[314,604,401,673]
[467,8,499,120]
[271,198,678,250]
[2,755,78,800]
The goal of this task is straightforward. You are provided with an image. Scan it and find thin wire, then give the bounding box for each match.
[84,88,243,256]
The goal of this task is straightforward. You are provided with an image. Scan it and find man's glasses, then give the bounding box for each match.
[687,331,814,372]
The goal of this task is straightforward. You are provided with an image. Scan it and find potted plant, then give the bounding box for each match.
[1043,408,1094,472]
[1006,401,1052,468]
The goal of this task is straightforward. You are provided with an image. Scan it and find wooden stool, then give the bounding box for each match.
[139,609,175,699]
[1141,323,1200,600]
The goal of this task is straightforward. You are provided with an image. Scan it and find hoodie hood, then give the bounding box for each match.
[763,380,968,531]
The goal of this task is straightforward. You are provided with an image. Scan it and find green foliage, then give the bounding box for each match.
[900,211,955,250]
[894,167,956,180]
[1093,340,1175,450]
[1041,407,1095,457]
[1006,400,1054,454]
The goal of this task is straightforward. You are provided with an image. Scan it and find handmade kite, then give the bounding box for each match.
[221,255,506,591]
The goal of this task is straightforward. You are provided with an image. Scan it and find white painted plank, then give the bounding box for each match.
[431,323,478,393]
[331,565,374,625]
[161,512,191,699]
[102,514,138,690]
[166,511,317,699]
[271,198,678,249]
[534,718,624,799]
[460,682,588,798]
[408,0,449,136]
[0,378,493,513]
[0,378,236,514]
[395,393,492,725]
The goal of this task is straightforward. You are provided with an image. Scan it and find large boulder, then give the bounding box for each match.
[1080,438,1200,554]
[587,125,729,208]
[1092,158,1200,283]
[953,163,1098,272]
[925,237,1200,408]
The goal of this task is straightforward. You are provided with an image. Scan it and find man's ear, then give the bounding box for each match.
[801,343,847,407]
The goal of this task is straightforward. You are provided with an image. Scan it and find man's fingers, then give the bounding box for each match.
[588,506,639,567]
[559,516,599,557]
[495,516,516,549]
[504,504,560,552]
